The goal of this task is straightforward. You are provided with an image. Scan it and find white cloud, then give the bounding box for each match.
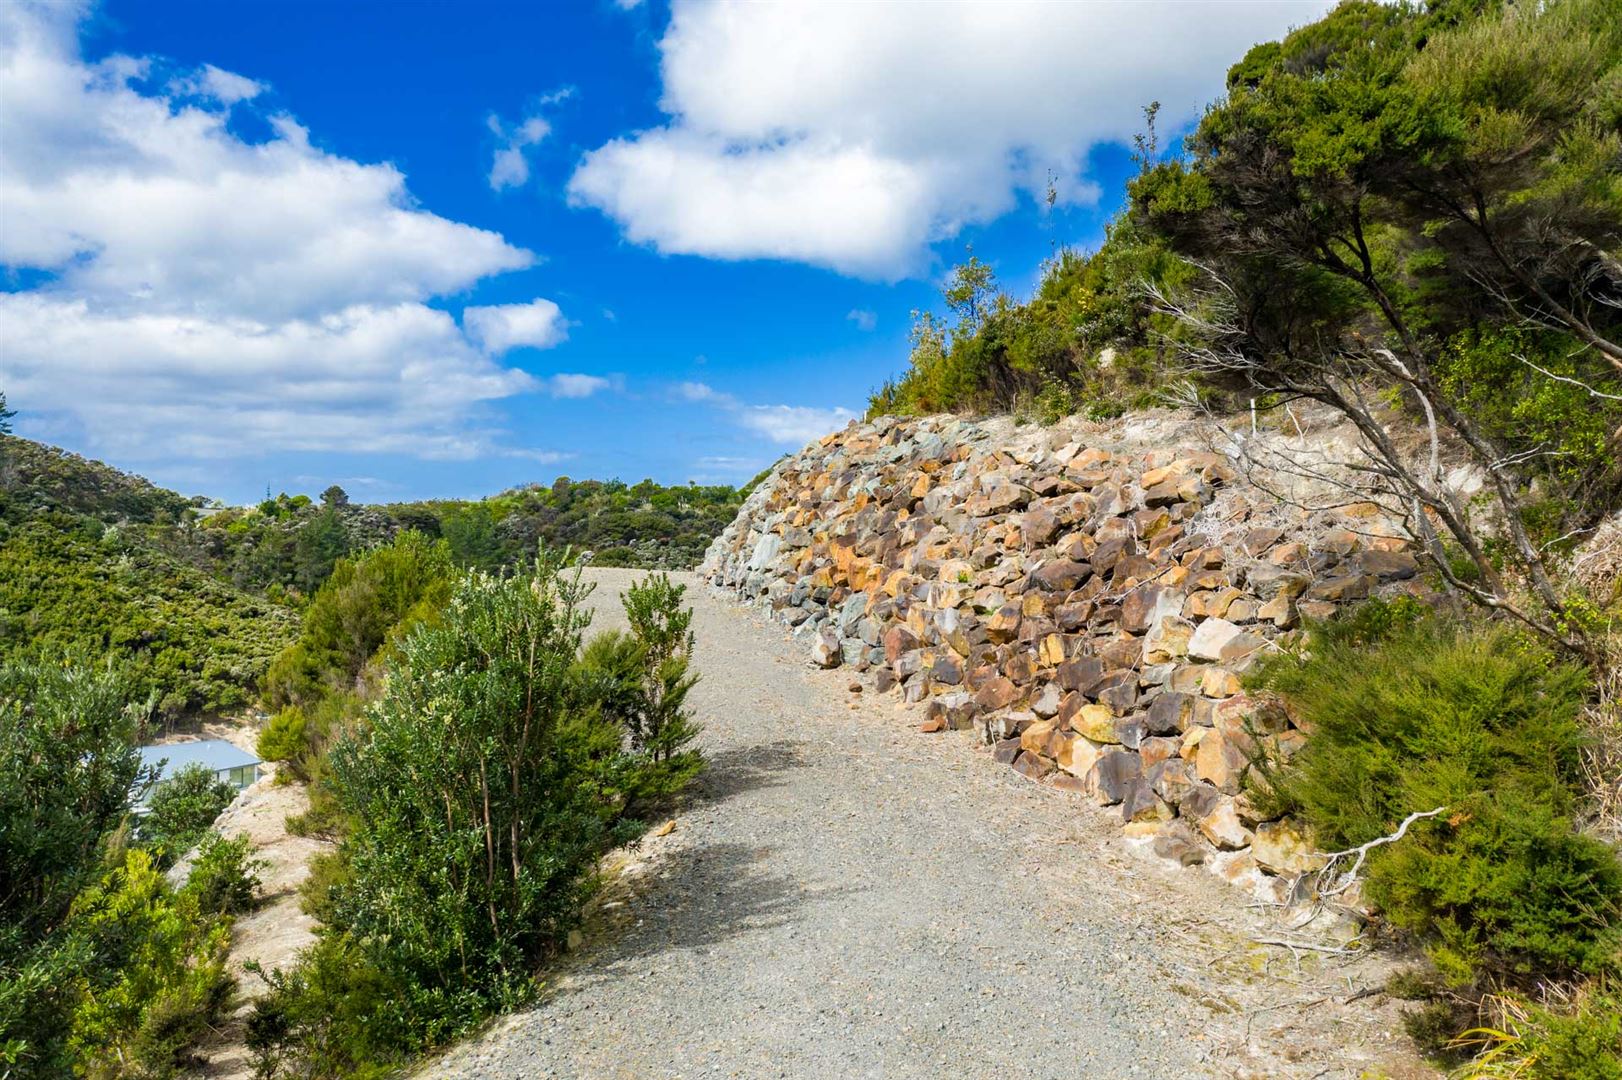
[846,308,877,332]
[487,89,573,191]
[674,380,719,402]
[170,63,263,105]
[544,373,619,399]
[487,113,551,191]
[463,299,568,353]
[673,380,855,446]
[0,293,537,460]
[0,3,561,464]
[736,403,856,445]
[569,0,1333,277]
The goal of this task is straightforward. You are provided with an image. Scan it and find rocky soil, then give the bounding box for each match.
[430,568,1434,1080]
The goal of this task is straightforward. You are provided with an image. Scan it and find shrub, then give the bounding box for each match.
[578,574,703,802]
[258,706,310,775]
[246,934,414,1080]
[65,848,235,1079]
[619,573,702,764]
[250,551,706,1073]
[1457,984,1622,1080]
[0,522,296,718]
[1249,605,1620,987]
[182,832,262,917]
[320,553,622,1010]
[139,762,236,866]
[0,659,148,953]
[262,531,454,709]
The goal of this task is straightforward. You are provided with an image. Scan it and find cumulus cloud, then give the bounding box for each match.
[544,373,619,399]
[0,293,536,460]
[172,63,264,105]
[674,380,855,446]
[735,403,856,445]
[846,308,877,332]
[487,88,573,191]
[0,2,561,464]
[570,0,1332,277]
[674,380,720,403]
[463,299,569,353]
[487,114,551,191]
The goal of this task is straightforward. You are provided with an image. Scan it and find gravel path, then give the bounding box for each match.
[430,569,1432,1080]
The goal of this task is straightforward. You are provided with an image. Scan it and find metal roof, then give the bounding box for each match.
[138,739,259,781]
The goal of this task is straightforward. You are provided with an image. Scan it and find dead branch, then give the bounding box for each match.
[1318,806,1447,897]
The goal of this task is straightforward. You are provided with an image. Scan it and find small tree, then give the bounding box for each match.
[580,574,703,796]
[325,550,621,1008]
[0,391,13,436]
[0,660,149,950]
[319,485,349,508]
[619,573,700,766]
[1130,0,1620,658]
[292,507,349,594]
[942,249,998,341]
[139,763,236,866]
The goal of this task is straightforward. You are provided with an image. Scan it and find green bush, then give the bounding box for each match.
[868,222,1196,419]
[321,553,622,1010]
[261,531,454,709]
[250,552,706,1074]
[65,848,235,1080]
[258,707,310,773]
[139,762,236,867]
[0,659,148,954]
[182,832,262,917]
[246,934,415,1080]
[1457,984,1622,1080]
[1249,605,1620,988]
[0,522,296,717]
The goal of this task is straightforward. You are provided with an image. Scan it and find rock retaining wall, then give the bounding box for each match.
[700,412,1434,900]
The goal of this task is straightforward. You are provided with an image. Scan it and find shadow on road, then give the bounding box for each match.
[557,838,862,999]
[684,739,808,809]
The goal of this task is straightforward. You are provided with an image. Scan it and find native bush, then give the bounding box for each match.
[1457,984,1622,1080]
[139,762,236,866]
[249,553,706,1074]
[0,659,150,953]
[182,832,262,917]
[257,706,310,774]
[320,553,620,1008]
[65,848,235,1080]
[578,573,703,803]
[245,934,415,1080]
[618,573,703,766]
[261,531,454,709]
[0,523,296,717]
[1249,605,1621,989]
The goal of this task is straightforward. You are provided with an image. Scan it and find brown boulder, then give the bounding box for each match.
[1033,559,1092,592]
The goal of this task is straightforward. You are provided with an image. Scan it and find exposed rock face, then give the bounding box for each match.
[699,412,1431,898]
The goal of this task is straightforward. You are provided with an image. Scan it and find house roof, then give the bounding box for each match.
[138,739,259,782]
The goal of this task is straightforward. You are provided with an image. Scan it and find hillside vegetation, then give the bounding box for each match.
[0,437,297,717]
[0,432,744,719]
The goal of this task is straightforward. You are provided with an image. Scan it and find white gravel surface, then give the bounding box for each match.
[428,570,1432,1080]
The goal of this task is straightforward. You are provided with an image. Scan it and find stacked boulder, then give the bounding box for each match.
[701,413,1428,897]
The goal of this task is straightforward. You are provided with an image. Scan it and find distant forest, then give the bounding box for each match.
[0,433,754,716]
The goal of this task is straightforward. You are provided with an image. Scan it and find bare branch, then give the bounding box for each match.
[1317,807,1447,897]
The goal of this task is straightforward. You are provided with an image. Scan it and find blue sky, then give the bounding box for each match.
[0,0,1331,504]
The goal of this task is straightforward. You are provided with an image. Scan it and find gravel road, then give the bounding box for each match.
[429,569,1431,1080]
